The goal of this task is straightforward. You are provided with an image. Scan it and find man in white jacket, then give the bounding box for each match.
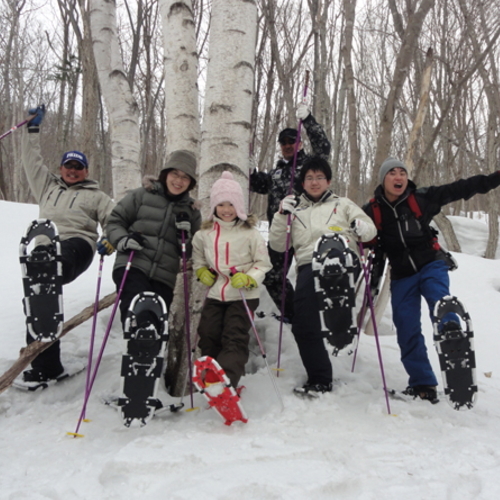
[269,157,376,397]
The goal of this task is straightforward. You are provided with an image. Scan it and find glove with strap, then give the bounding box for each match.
[97,236,115,256]
[176,212,191,240]
[27,104,45,133]
[279,194,299,215]
[117,232,145,252]
[196,267,217,287]
[350,219,371,239]
[230,272,258,289]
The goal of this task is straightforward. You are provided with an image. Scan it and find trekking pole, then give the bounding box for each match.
[68,251,135,437]
[357,242,391,415]
[231,268,284,410]
[82,255,105,420]
[177,213,195,410]
[0,118,31,141]
[351,249,374,372]
[276,70,310,376]
[177,287,210,411]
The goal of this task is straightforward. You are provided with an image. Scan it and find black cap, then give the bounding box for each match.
[278,128,298,144]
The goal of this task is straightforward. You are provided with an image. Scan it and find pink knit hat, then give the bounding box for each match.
[210,171,247,221]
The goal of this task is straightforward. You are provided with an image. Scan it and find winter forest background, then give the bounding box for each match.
[1,0,500,392]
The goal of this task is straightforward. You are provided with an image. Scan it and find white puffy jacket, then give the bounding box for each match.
[269,190,377,268]
[192,216,272,302]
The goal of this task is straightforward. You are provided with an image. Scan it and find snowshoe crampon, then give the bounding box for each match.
[20,219,63,342]
[312,233,358,356]
[433,296,477,410]
[119,292,169,427]
[192,356,247,426]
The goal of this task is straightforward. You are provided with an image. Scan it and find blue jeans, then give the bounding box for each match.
[391,260,451,387]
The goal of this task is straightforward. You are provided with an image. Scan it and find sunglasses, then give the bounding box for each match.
[63,162,86,171]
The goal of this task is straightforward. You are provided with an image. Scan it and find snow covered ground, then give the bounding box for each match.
[1,200,500,499]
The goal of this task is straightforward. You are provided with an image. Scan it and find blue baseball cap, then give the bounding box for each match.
[61,150,88,169]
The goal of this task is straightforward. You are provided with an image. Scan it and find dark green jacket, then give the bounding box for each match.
[106,178,201,288]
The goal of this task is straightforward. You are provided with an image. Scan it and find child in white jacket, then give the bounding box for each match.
[192,171,272,389]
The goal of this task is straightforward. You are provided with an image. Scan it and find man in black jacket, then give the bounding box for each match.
[363,157,500,402]
[250,105,331,323]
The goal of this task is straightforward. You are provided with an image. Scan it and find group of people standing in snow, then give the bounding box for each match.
[18,103,500,403]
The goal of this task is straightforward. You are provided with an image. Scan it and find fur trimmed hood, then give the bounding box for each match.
[142,174,201,211]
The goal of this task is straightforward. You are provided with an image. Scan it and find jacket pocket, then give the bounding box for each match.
[69,192,80,209]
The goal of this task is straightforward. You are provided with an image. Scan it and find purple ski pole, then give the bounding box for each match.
[276,70,310,376]
[0,118,31,141]
[351,249,374,372]
[230,267,284,410]
[82,255,105,420]
[69,251,135,437]
[357,242,391,415]
[179,220,195,409]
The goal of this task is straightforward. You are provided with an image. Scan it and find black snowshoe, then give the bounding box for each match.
[433,296,477,410]
[312,233,359,355]
[20,219,63,342]
[118,292,169,427]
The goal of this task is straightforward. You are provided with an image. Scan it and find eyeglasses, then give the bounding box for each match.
[63,162,85,171]
[280,138,297,146]
[169,170,191,182]
[304,176,327,182]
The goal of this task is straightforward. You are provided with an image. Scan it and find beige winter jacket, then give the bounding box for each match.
[21,131,114,252]
[192,216,272,302]
[269,190,377,268]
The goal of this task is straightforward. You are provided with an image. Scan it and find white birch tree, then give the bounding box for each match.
[160,0,200,158]
[159,0,202,397]
[198,0,258,217]
[90,0,141,201]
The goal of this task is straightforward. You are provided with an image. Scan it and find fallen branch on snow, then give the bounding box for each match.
[0,292,117,395]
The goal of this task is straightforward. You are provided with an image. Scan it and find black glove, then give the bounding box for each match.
[176,212,191,240]
[27,105,45,133]
[117,232,146,253]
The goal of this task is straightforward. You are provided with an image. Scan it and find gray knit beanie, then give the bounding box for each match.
[378,157,408,185]
[164,150,197,184]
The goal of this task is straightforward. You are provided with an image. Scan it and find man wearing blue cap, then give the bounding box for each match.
[19,105,114,385]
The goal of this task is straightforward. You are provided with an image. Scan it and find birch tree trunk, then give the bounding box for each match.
[90,0,141,201]
[159,0,201,397]
[198,0,258,215]
[160,0,200,158]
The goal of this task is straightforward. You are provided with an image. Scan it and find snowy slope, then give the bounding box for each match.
[1,200,500,500]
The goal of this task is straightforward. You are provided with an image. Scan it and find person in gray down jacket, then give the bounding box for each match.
[20,105,115,385]
[105,150,201,330]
